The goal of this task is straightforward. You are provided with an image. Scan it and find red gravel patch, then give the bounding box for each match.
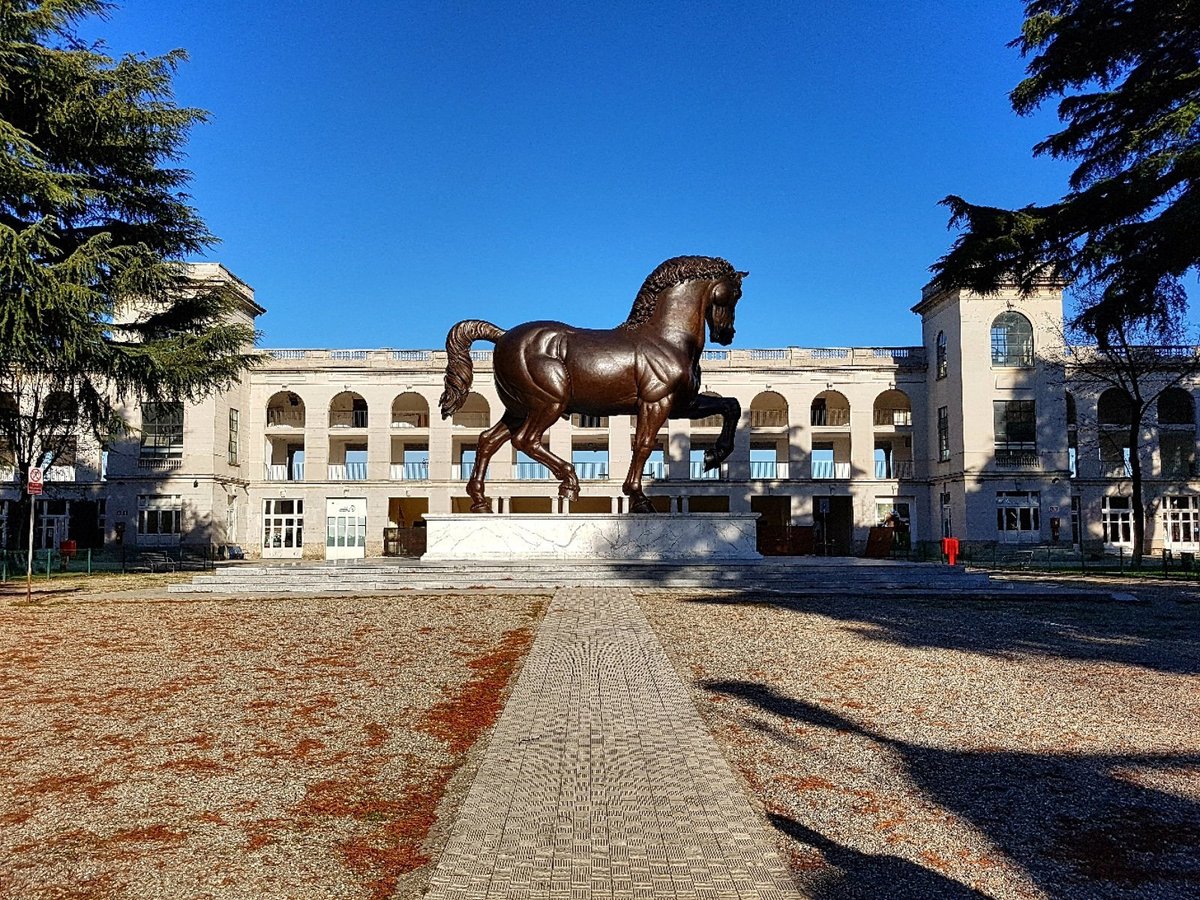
[0,591,544,899]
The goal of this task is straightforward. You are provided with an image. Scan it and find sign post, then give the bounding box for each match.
[25,467,43,603]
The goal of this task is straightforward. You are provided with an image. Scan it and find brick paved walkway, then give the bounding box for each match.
[425,586,799,899]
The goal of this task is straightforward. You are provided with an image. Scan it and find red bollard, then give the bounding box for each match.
[941,536,959,566]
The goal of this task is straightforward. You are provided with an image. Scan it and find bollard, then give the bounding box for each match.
[87,548,92,576]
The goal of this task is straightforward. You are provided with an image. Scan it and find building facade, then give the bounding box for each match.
[3,265,1198,559]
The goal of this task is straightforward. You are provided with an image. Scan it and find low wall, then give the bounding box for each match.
[423,513,761,561]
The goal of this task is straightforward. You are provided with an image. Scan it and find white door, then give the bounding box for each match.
[262,498,304,559]
[326,498,367,560]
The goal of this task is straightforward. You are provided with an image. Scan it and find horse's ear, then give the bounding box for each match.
[737,271,749,279]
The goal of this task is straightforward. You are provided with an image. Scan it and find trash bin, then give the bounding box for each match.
[1182,551,1195,572]
[59,539,77,560]
[940,536,960,566]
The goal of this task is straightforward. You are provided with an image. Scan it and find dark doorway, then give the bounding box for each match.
[814,495,853,555]
[753,495,794,555]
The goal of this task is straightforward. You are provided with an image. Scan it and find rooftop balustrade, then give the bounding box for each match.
[263,345,927,370]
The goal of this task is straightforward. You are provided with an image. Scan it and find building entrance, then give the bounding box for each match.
[262,498,304,559]
[325,497,366,560]
[815,496,853,555]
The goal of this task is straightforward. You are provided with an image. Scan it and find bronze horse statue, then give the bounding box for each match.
[438,255,748,513]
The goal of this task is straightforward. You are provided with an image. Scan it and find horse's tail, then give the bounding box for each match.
[439,319,506,418]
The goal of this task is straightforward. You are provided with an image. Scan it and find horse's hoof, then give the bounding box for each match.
[470,499,493,513]
[559,484,580,501]
[630,498,656,514]
[703,449,723,471]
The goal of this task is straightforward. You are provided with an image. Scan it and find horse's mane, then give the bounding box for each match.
[620,255,738,330]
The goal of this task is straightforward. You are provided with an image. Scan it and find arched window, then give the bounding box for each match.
[1097,388,1134,426]
[935,331,947,379]
[1158,388,1195,426]
[990,312,1034,367]
[267,391,306,428]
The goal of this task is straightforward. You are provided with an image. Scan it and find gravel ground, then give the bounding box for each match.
[0,590,546,900]
[640,588,1200,900]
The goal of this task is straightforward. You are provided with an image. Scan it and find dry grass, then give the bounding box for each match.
[0,590,545,899]
[641,589,1200,900]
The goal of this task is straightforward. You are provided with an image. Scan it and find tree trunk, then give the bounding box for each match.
[1129,418,1145,568]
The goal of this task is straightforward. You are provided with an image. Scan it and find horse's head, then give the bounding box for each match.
[706,271,748,346]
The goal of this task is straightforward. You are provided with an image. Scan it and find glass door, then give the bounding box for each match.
[325,498,367,560]
[262,498,304,559]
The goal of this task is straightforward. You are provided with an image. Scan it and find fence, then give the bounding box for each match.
[1,545,218,582]
[941,542,1200,579]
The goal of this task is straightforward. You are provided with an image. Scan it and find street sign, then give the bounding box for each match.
[27,466,43,495]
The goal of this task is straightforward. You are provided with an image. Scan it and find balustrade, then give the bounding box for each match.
[874,459,913,479]
[514,461,552,480]
[328,462,368,481]
[750,460,789,479]
[811,460,851,479]
[390,461,430,480]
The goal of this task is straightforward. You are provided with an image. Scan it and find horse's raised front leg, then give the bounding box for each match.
[625,397,671,513]
[466,417,517,512]
[511,406,579,501]
[672,393,742,470]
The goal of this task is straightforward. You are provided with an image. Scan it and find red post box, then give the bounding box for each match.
[941,537,959,566]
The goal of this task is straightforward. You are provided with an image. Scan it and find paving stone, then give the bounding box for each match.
[425,586,799,899]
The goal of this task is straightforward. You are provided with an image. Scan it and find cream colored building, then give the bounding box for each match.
[4,264,1198,559]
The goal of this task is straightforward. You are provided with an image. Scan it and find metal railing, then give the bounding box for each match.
[329,410,369,428]
[811,460,851,479]
[749,409,787,428]
[642,460,667,480]
[689,461,723,480]
[995,449,1042,470]
[515,462,552,480]
[811,408,850,426]
[452,463,475,480]
[389,461,429,480]
[574,462,608,480]
[264,462,305,481]
[873,408,913,427]
[137,457,183,469]
[328,462,368,480]
[874,459,913,479]
[750,460,789,479]
[266,408,305,427]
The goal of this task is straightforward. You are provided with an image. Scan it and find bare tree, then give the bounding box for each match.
[1059,312,1200,565]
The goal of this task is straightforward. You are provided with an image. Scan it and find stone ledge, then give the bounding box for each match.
[422,512,762,561]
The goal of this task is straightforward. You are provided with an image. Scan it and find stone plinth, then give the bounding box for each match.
[422,513,761,561]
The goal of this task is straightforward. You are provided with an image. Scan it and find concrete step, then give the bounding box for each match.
[164,558,1027,595]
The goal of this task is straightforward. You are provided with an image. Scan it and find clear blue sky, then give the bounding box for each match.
[88,1,1089,350]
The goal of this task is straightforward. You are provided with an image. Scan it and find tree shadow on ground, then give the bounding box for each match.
[767,813,989,899]
[707,679,1200,899]
[683,591,1200,676]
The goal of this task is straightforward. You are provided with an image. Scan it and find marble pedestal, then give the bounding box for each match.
[422,513,762,561]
